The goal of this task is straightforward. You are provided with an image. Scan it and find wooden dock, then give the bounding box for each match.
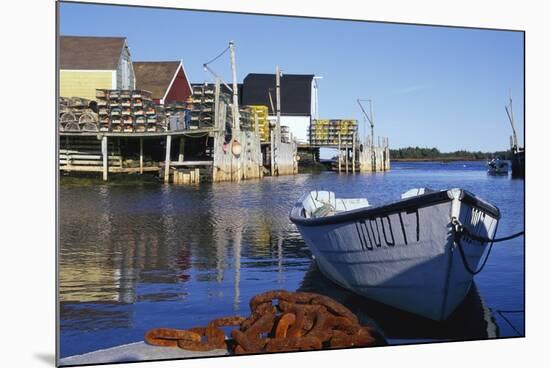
[59,129,217,181]
[297,133,390,173]
[59,84,298,183]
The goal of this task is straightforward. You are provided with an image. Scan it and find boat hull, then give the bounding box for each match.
[290,189,500,321]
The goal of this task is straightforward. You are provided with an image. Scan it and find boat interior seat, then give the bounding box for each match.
[400,187,437,199]
[302,191,370,218]
[334,198,370,212]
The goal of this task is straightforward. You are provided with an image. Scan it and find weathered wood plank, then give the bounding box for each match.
[169,161,213,167]
[139,138,143,174]
[101,136,108,181]
[164,135,172,183]
[61,166,159,173]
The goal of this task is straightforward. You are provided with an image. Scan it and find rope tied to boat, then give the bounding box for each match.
[451,217,524,275]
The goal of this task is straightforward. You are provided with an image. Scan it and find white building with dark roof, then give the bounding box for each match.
[241,73,316,143]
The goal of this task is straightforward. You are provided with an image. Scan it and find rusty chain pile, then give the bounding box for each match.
[144,290,382,354]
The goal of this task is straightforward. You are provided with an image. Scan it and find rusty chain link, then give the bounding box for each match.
[144,290,383,354]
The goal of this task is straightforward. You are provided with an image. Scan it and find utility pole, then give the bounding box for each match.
[369,100,374,147]
[275,65,282,143]
[357,99,374,147]
[505,90,518,151]
[313,76,323,119]
[229,41,239,130]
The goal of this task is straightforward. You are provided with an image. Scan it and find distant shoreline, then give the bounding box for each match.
[392,157,488,162]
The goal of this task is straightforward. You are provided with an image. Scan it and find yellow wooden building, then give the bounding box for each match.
[59,36,135,100]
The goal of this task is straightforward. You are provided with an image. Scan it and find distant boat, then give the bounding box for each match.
[487,158,509,176]
[290,188,500,321]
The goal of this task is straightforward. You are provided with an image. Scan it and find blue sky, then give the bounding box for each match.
[59,2,524,152]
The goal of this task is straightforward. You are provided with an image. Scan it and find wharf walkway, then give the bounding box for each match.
[59,342,228,366]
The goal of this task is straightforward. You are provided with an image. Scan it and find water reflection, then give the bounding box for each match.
[299,263,499,342]
[59,161,523,357]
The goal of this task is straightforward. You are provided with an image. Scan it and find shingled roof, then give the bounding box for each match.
[60,36,126,70]
[241,73,314,116]
[133,61,181,100]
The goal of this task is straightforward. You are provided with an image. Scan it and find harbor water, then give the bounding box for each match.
[59,161,525,357]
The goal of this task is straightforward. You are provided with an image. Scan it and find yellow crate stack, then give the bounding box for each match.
[309,119,358,146]
[313,119,329,143]
[248,105,270,142]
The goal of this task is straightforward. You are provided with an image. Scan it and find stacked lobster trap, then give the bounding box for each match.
[190,84,226,129]
[242,105,270,142]
[58,97,99,132]
[309,119,358,146]
[96,89,166,132]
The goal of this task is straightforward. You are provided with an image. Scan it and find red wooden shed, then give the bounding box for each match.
[133,60,192,104]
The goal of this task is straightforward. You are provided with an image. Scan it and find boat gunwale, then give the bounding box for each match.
[289,189,500,227]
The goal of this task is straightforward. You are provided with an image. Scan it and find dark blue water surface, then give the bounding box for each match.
[59,161,524,357]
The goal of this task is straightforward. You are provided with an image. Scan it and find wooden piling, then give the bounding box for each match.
[117,139,123,169]
[164,135,172,183]
[270,129,275,176]
[101,135,108,181]
[345,141,349,174]
[352,132,356,173]
[338,132,341,173]
[139,137,143,174]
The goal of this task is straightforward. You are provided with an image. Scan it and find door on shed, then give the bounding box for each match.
[121,59,129,89]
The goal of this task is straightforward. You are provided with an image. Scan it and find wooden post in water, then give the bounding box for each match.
[270,128,275,176]
[345,141,349,174]
[164,135,172,183]
[276,66,281,149]
[139,138,143,174]
[212,79,221,182]
[338,132,341,173]
[101,135,108,181]
[256,125,262,178]
[118,139,123,169]
[352,132,356,173]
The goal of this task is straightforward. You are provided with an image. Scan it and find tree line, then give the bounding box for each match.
[389,147,511,160]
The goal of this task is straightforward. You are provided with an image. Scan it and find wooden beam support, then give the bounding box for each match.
[345,141,349,174]
[352,132,356,173]
[164,135,172,183]
[139,137,143,174]
[101,135,108,181]
[338,132,341,173]
[270,129,275,176]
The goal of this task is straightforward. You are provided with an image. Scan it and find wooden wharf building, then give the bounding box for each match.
[58,82,295,183]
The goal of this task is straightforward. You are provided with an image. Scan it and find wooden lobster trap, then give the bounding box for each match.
[58,97,99,132]
[94,88,161,133]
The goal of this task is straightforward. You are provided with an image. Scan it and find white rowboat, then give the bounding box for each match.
[290,188,500,321]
